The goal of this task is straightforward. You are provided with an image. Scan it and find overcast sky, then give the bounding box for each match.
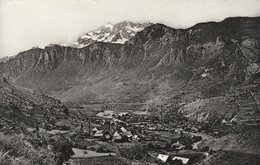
[0,0,260,58]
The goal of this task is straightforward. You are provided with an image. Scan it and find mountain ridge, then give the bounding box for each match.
[0,17,260,122]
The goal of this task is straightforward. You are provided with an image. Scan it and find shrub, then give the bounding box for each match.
[119,145,148,160]
[193,136,203,142]
[96,147,106,153]
[200,146,210,152]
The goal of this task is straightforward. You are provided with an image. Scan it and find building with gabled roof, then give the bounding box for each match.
[120,127,127,133]
[93,130,104,137]
[113,131,123,142]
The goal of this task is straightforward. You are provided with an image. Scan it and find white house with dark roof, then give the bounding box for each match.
[157,154,170,162]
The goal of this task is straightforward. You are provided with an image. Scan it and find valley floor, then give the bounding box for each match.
[1,102,260,165]
[41,104,260,165]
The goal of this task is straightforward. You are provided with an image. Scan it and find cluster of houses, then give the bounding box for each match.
[91,126,139,142]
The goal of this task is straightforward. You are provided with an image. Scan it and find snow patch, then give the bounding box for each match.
[80,35,91,39]
[114,37,128,44]
[126,26,143,32]
[104,23,113,29]
[59,42,87,48]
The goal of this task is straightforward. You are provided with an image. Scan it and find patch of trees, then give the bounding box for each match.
[119,145,148,160]
[52,136,74,165]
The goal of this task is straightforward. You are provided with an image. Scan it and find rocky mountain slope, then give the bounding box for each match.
[0,77,68,133]
[0,17,260,122]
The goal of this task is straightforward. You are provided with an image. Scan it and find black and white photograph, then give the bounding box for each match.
[0,0,260,164]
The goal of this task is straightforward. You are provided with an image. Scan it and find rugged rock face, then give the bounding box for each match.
[0,17,260,122]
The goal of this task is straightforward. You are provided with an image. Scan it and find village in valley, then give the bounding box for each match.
[14,101,236,165]
[1,0,260,164]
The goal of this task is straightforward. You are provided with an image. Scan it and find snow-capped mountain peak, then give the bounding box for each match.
[76,21,152,47]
